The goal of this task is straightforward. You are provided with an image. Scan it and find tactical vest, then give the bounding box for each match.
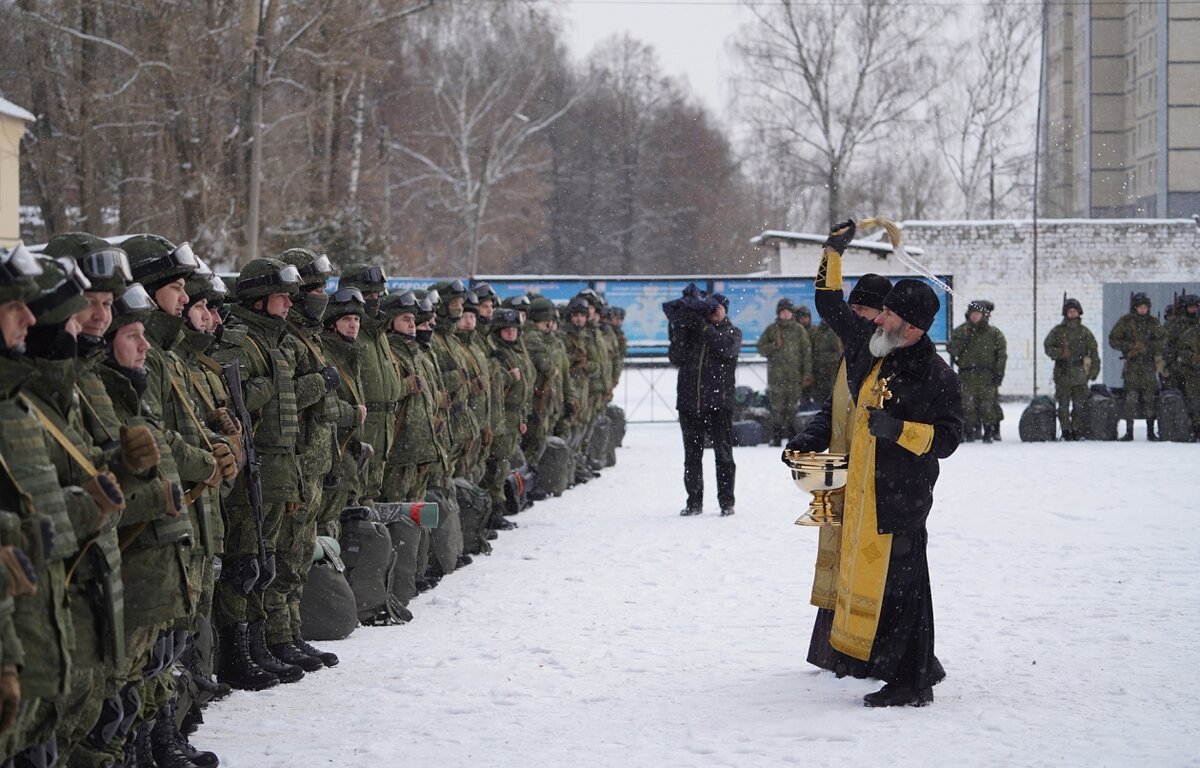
[245,335,301,450]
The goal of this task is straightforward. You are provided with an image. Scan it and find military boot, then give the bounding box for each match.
[216,623,279,691]
[181,636,232,703]
[1120,419,1134,441]
[267,639,325,673]
[981,425,994,444]
[126,722,158,768]
[963,422,977,442]
[248,620,304,683]
[150,696,220,768]
[292,634,339,667]
[1146,419,1159,441]
[991,423,1001,441]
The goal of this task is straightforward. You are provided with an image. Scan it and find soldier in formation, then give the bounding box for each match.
[1165,294,1200,441]
[0,232,627,767]
[1043,298,1100,441]
[948,300,1007,443]
[796,304,841,406]
[1108,292,1164,441]
[756,298,812,446]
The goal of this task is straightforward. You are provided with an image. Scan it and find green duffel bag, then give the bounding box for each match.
[338,506,402,624]
[299,537,357,642]
[1156,388,1193,442]
[606,404,627,447]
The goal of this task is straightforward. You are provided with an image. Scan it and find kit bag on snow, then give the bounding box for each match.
[1076,384,1119,441]
[1156,388,1193,442]
[375,502,439,608]
[732,419,764,446]
[299,536,358,642]
[534,436,571,497]
[453,478,492,555]
[1019,395,1058,442]
[338,506,405,624]
[606,404,627,447]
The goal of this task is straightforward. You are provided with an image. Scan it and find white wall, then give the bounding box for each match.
[769,219,1200,397]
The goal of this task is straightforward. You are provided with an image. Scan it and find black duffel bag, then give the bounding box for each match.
[299,537,358,642]
[1019,395,1058,442]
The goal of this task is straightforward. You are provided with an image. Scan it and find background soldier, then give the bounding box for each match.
[798,305,840,406]
[947,300,1007,443]
[1108,292,1165,441]
[484,310,531,516]
[522,296,564,465]
[317,289,371,534]
[1165,294,1200,441]
[1044,297,1100,441]
[756,298,812,446]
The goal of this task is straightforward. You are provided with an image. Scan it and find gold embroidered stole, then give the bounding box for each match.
[810,360,852,611]
[829,360,893,661]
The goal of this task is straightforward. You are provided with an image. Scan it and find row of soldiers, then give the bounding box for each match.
[754,300,841,446]
[1046,292,1200,441]
[0,233,626,768]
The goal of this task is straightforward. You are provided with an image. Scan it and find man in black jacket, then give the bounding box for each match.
[664,285,742,517]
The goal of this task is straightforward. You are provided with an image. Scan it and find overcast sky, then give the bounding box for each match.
[555,0,749,121]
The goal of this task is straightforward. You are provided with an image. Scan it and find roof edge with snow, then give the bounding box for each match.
[0,96,35,124]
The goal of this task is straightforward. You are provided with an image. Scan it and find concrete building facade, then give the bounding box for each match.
[1042,0,1200,218]
[0,96,34,248]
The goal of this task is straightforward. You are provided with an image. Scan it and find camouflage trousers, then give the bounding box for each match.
[1054,370,1090,435]
[265,503,319,645]
[1122,368,1159,421]
[214,501,288,629]
[767,384,801,437]
[56,582,118,765]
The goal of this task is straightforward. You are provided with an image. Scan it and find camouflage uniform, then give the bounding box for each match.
[1164,300,1200,438]
[1044,299,1101,440]
[799,307,841,405]
[756,301,812,445]
[947,300,1007,442]
[483,311,532,508]
[522,298,565,463]
[1107,294,1165,439]
[317,296,369,536]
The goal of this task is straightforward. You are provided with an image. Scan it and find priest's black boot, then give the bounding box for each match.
[863,683,933,708]
[216,623,279,691]
[248,620,304,684]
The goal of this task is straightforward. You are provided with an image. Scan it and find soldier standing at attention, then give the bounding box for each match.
[211,258,308,689]
[1165,294,1200,441]
[1108,292,1165,441]
[798,305,841,406]
[756,298,812,446]
[947,300,1007,443]
[1044,298,1101,441]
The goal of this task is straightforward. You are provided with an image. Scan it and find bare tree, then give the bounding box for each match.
[934,0,1038,219]
[733,0,945,227]
[387,5,581,276]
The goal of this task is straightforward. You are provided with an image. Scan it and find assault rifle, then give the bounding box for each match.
[221,361,271,589]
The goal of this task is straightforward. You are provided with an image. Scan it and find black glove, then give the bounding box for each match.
[823,219,856,254]
[782,433,822,462]
[867,408,904,442]
[322,366,342,392]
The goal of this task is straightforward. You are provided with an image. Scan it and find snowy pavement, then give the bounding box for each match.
[203,404,1200,767]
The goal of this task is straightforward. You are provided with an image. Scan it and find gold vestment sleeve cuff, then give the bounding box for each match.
[816,248,843,290]
[896,421,934,456]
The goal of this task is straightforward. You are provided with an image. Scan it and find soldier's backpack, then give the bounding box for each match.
[338,506,405,625]
[1078,384,1118,441]
[732,419,764,446]
[535,436,572,498]
[586,414,612,468]
[453,478,492,556]
[1156,388,1193,442]
[504,464,535,516]
[606,404,627,447]
[424,486,463,577]
[1019,396,1058,442]
[375,502,438,608]
[299,537,358,642]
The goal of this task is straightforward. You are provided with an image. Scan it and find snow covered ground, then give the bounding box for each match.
[203,403,1200,767]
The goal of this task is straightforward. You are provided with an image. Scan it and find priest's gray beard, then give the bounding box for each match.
[869,324,907,358]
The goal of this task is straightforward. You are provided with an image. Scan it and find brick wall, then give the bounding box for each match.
[772,219,1200,397]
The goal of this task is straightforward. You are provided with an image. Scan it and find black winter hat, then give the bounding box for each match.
[848,274,892,310]
[883,278,939,332]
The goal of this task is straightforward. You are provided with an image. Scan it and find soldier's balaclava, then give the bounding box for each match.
[25,256,92,361]
[339,263,387,316]
[279,249,333,325]
[103,283,159,393]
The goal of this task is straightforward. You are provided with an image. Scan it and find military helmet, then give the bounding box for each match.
[576,288,606,308]
[1180,294,1200,309]
[107,283,159,334]
[236,257,301,302]
[431,279,468,299]
[0,242,45,304]
[380,290,421,320]
[1062,297,1083,316]
[967,299,994,318]
[324,286,366,326]
[278,249,333,290]
[122,234,198,290]
[491,307,521,332]
[43,232,131,294]
[528,296,556,322]
[472,281,497,303]
[338,263,387,294]
[462,290,481,316]
[502,294,531,312]
[776,298,795,314]
[1130,292,1151,311]
[566,296,589,316]
[28,256,92,325]
[412,289,437,325]
[183,258,218,308]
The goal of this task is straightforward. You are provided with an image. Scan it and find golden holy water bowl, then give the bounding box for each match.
[782,451,849,527]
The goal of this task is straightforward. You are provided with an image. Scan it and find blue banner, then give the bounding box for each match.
[596,278,698,350]
[481,278,590,303]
